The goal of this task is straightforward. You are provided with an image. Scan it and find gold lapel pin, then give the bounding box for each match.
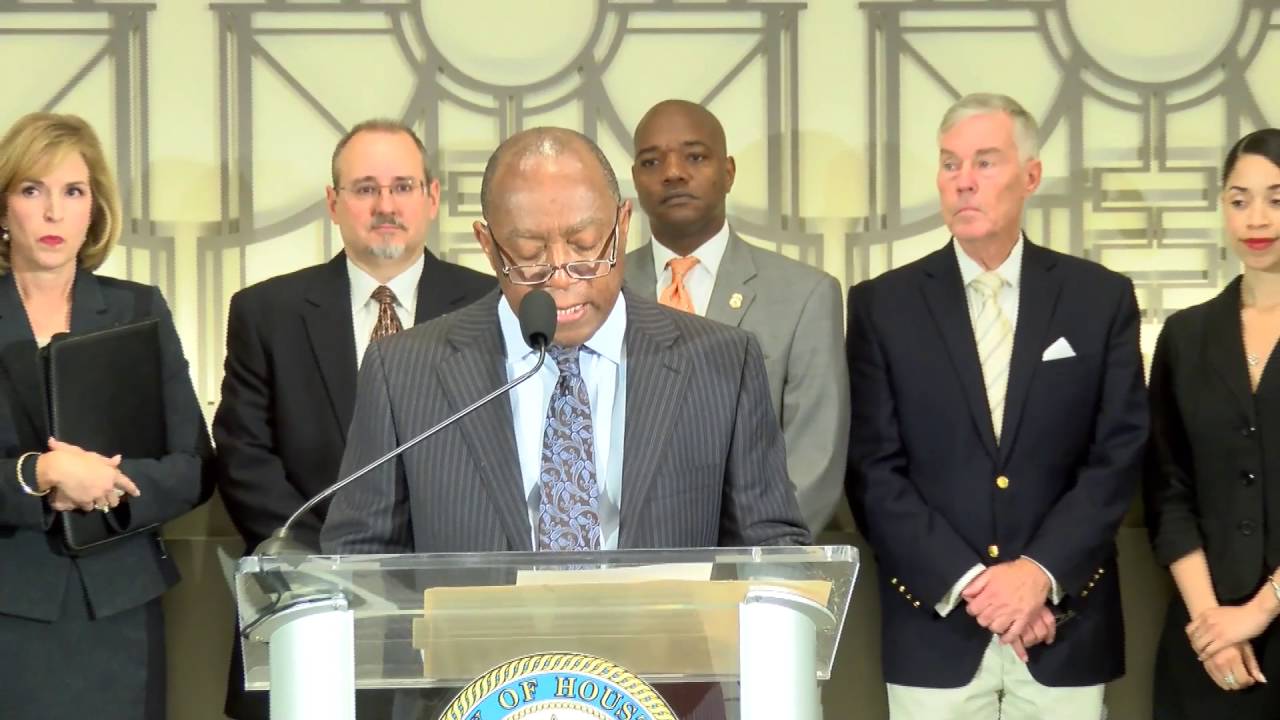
[729,292,744,310]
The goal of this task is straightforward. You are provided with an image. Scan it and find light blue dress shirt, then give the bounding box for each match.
[496,293,628,550]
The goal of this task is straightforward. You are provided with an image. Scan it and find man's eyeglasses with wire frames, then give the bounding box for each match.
[484,210,621,286]
[335,178,428,202]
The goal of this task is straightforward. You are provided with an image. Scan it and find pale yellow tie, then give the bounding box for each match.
[659,256,700,314]
[972,271,1013,443]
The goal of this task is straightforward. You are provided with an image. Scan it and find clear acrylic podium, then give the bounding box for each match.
[236,545,858,720]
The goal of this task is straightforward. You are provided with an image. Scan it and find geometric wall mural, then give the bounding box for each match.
[3,0,1279,400]
[201,0,813,398]
[858,0,1279,322]
[0,0,172,298]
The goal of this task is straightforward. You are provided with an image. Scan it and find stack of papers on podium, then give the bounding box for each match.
[412,563,831,682]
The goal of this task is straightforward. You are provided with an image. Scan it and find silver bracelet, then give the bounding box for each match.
[14,451,49,497]
[1269,575,1280,604]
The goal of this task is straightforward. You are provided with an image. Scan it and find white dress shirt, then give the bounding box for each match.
[348,252,423,368]
[497,293,628,550]
[650,220,731,317]
[937,236,1061,616]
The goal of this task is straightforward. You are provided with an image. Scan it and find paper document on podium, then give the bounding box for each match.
[515,562,714,585]
[413,567,832,683]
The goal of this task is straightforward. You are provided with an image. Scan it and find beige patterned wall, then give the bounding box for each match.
[6,0,1275,400]
[2,0,1275,717]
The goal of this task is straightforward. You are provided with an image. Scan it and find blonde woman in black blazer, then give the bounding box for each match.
[0,113,212,719]
[1147,128,1280,718]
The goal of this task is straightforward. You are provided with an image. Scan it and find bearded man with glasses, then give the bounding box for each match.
[321,126,810,720]
[212,118,494,720]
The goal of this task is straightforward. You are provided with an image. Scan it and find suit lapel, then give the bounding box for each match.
[623,243,659,302]
[302,254,359,432]
[438,292,532,550]
[413,250,471,323]
[618,292,690,547]
[705,231,756,327]
[920,246,999,459]
[68,269,118,333]
[1205,277,1254,419]
[0,270,123,438]
[999,241,1063,463]
[0,273,44,435]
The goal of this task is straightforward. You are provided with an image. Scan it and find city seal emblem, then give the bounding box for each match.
[439,652,676,720]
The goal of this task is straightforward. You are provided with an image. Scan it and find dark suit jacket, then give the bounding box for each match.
[213,250,494,551]
[0,269,213,622]
[1145,276,1280,602]
[320,288,809,554]
[625,231,850,533]
[845,239,1148,688]
[214,251,493,720]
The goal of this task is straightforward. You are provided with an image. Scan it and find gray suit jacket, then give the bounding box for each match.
[320,288,809,554]
[625,231,849,531]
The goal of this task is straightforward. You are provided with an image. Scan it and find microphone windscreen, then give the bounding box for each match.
[518,289,557,349]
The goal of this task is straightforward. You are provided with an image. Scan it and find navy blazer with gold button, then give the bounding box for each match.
[846,238,1148,688]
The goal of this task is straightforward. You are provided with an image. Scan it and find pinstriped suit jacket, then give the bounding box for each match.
[320,288,809,554]
[626,231,850,533]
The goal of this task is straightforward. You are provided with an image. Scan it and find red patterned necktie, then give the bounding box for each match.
[370,285,403,342]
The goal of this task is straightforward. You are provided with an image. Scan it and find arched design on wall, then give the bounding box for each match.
[858,0,1279,322]
[0,1,172,299]
[201,0,813,398]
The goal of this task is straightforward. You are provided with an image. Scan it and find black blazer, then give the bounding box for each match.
[1145,276,1280,602]
[212,251,495,551]
[0,270,213,622]
[845,239,1148,688]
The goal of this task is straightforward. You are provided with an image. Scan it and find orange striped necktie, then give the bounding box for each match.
[659,256,700,314]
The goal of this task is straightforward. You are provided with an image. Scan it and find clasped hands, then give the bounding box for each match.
[1185,602,1274,692]
[36,437,140,513]
[961,557,1056,662]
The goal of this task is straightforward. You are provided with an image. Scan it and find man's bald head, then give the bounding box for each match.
[633,99,728,157]
[472,126,633,349]
[479,127,620,220]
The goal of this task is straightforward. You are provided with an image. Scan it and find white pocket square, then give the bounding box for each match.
[1042,337,1076,362]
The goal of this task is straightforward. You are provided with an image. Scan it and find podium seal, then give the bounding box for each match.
[440,652,676,720]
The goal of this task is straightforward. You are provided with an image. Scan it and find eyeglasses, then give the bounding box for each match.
[485,209,621,286]
[335,179,427,201]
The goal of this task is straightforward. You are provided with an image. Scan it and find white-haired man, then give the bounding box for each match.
[846,93,1148,718]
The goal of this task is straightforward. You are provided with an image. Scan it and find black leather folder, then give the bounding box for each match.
[44,319,164,552]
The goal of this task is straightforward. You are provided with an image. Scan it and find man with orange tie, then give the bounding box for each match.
[624,99,848,535]
[212,118,493,720]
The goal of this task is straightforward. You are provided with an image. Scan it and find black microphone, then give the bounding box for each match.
[519,288,556,349]
[253,289,558,556]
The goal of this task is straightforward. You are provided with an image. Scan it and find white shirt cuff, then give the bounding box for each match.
[1022,555,1063,604]
[935,563,986,617]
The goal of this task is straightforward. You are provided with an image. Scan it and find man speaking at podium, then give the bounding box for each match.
[320,127,809,717]
[321,126,807,554]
